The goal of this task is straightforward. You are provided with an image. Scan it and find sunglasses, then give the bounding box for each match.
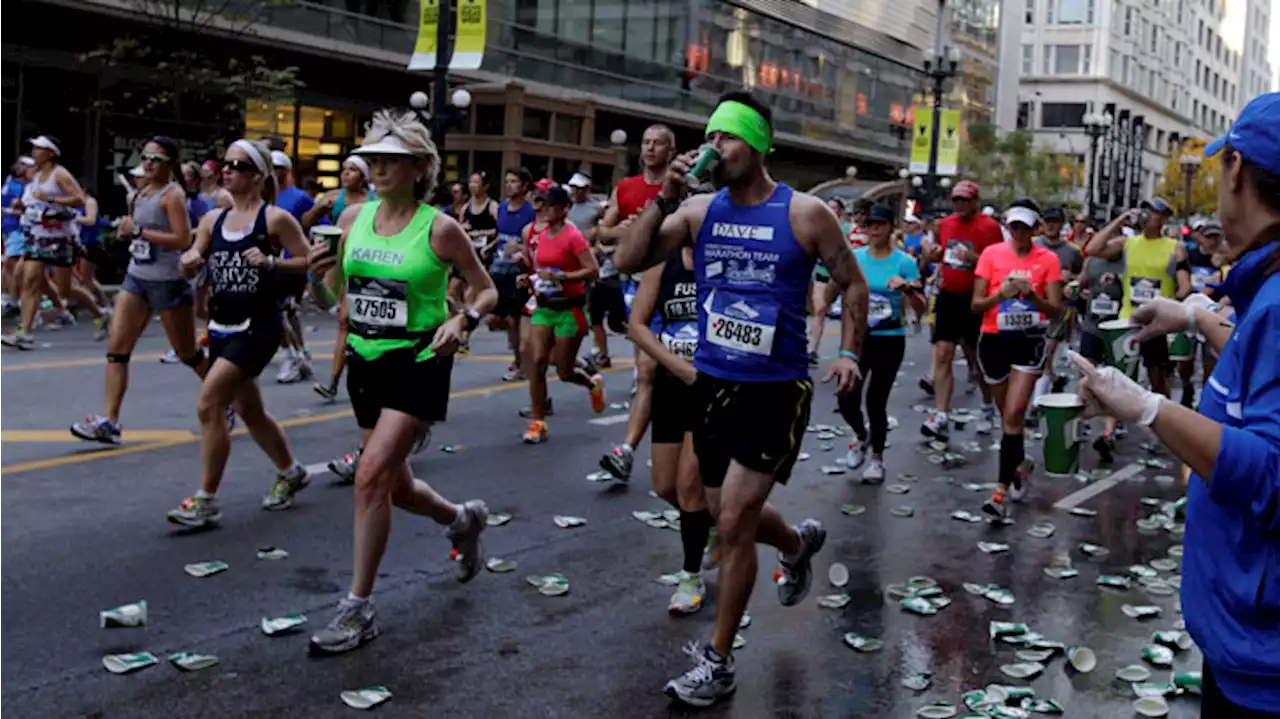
[222,160,260,174]
[140,153,169,164]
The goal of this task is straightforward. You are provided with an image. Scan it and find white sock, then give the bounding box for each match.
[194,489,213,499]
[346,591,369,604]
[621,443,633,454]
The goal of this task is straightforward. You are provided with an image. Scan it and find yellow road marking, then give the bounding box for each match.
[3,430,197,443]
[2,352,517,372]
[0,359,634,476]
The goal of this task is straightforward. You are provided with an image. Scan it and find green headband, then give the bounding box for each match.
[705,101,772,155]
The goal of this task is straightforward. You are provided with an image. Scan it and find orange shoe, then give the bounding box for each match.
[522,420,549,444]
[589,373,606,414]
[982,486,1010,519]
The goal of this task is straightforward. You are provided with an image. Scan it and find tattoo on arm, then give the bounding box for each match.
[825,244,868,355]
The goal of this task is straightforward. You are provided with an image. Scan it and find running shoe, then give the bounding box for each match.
[982,486,1010,519]
[845,441,866,471]
[262,464,310,511]
[70,415,122,444]
[313,381,338,401]
[296,352,314,381]
[664,643,736,708]
[577,354,599,377]
[919,375,935,396]
[522,420,549,444]
[1,332,34,350]
[166,495,222,528]
[702,529,721,571]
[808,350,820,368]
[328,448,360,484]
[309,597,379,655]
[600,444,633,482]
[596,355,612,369]
[776,519,826,607]
[1010,457,1034,503]
[503,364,524,382]
[921,411,949,440]
[975,404,997,435]
[93,313,109,342]
[589,373,607,413]
[447,500,489,582]
[160,349,181,364]
[275,354,302,384]
[1115,422,1128,439]
[519,397,553,418]
[861,458,885,485]
[1093,434,1116,464]
[669,571,706,614]
[49,312,76,330]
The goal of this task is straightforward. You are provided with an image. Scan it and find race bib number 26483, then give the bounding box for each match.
[705,311,775,356]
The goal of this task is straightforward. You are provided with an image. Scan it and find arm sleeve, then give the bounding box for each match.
[1208,305,1280,531]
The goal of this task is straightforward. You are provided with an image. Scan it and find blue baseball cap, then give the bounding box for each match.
[1204,92,1280,176]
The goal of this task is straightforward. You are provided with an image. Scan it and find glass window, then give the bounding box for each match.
[593,0,625,51]
[1056,0,1090,23]
[1041,102,1087,126]
[521,154,550,179]
[1026,0,1035,22]
[522,109,551,139]
[558,0,592,44]
[1124,7,1133,34]
[1110,49,1121,80]
[1150,26,1158,52]
[474,104,505,136]
[554,115,583,144]
[514,0,556,34]
[1022,44,1034,73]
[1044,45,1053,73]
[625,0,657,61]
[1053,45,1081,73]
[1046,0,1055,22]
[1083,45,1092,73]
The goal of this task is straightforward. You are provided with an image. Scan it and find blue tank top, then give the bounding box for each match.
[693,183,813,382]
[491,200,536,275]
[207,205,281,336]
[2,176,25,236]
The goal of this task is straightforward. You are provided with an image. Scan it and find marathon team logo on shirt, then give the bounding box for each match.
[702,290,776,357]
[868,292,893,327]
[347,276,409,335]
[944,240,974,270]
[703,244,780,286]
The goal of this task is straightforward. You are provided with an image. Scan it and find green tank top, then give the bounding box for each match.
[1120,234,1177,319]
[342,200,448,361]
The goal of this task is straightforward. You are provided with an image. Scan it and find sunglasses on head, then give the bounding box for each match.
[222,159,259,174]
[140,153,169,164]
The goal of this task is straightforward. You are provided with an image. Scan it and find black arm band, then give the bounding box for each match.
[1175,259,1192,274]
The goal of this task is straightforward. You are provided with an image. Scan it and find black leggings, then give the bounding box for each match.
[837,334,906,454]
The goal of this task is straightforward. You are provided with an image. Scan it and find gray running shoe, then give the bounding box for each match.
[1,332,34,350]
[328,448,360,484]
[70,414,122,444]
[262,465,310,511]
[309,597,379,655]
[599,445,633,482]
[664,642,736,707]
[166,495,222,528]
[313,381,338,401]
[776,519,826,607]
[448,500,489,582]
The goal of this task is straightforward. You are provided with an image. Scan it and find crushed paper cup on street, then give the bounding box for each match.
[1149,558,1179,572]
[1020,698,1064,714]
[989,621,1029,639]
[983,586,1016,605]
[840,504,867,516]
[1141,458,1168,469]
[906,575,937,589]
[986,515,1016,526]
[928,595,952,610]
[819,442,834,452]
[1016,648,1055,662]
[261,615,306,635]
[341,685,392,710]
[1078,542,1110,558]
[1043,566,1079,580]
[818,593,852,609]
[962,482,997,492]
[169,652,219,671]
[886,483,911,494]
[1133,696,1170,717]
[890,505,915,517]
[1152,630,1194,651]
[816,431,836,440]
[1117,664,1153,682]
[901,596,939,615]
[1152,474,1176,486]
[553,515,586,528]
[965,582,992,596]
[842,632,884,652]
[1133,682,1176,698]
[256,546,289,560]
[102,651,159,674]
[1066,645,1097,672]
[1142,643,1175,666]
[916,701,958,718]
[951,510,983,523]
[645,518,670,529]
[485,557,517,573]
[440,444,464,453]
[1147,579,1177,595]
[902,671,933,691]
[926,454,947,465]
[1097,574,1132,589]
[896,472,918,482]
[1123,604,1163,619]
[820,465,846,475]
[732,632,747,650]
[1000,662,1045,680]
[486,512,513,526]
[632,510,662,522]
[739,613,751,629]
[978,541,1010,554]
[100,600,147,628]
[1069,507,1098,517]
[796,452,810,461]
[527,573,570,596]
[183,560,229,578]
[828,562,850,588]
[1129,564,1159,578]
[1172,671,1202,693]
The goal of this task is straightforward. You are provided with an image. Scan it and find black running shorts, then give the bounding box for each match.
[931,289,980,346]
[346,348,453,430]
[209,329,282,379]
[692,373,812,489]
[976,332,1047,384]
[650,367,700,444]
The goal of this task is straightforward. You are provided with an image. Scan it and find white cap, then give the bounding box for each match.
[28,136,60,155]
[1004,206,1040,228]
[18,156,35,167]
[982,205,996,217]
[903,214,921,225]
[270,150,292,169]
[567,172,591,188]
[352,134,419,157]
[129,165,147,177]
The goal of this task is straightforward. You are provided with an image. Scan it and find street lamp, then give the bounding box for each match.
[409,87,472,159]
[1082,111,1112,223]
[609,129,627,146]
[1180,153,1203,221]
[921,36,961,214]
[845,165,859,179]
[898,168,911,180]
[911,176,924,188]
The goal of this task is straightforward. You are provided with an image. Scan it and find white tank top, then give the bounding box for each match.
[20,167,76,240]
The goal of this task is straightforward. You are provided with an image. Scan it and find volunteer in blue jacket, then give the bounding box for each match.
[1069,91,1280,717]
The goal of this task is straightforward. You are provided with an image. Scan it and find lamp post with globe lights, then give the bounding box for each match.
[409,87,472,163]
[1082,111,1112,223]
[1179,153,1203,221]
[921,41,961,214]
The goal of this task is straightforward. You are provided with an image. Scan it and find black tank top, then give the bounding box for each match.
[208,205,281,334]
[656,252,698,329]
[464,199,497,248]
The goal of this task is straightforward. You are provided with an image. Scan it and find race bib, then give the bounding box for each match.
[1130,277,1160,305]
[868,292,893,327]
[1089,296,1120,317]
[524,294,538,313]
[533,272,563,298]
[996,299,1043,332]
[21,207,42,224]
[704,293,776,357]
[944,242,972,269]
[129,238,154,262]
[660,324,698,359]
[347,276,409,335]
[1190,267,1217,292]
[469,232,487,250]
[598,253,618,280]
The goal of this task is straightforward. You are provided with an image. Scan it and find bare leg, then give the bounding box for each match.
[51,266,102,318]
[196,360,246,495]
[932,340,958,412]
[102,291,152,421]
[552,334,593,388]
[526,324,553,420]
[625,352,656,448]
[328,322,349,390]
[233,380,295,472]
[18,260,42,332]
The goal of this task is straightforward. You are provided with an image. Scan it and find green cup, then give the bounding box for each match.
[1168,332,1194,361]
[1035,393,1084,476]
[687,145,721,189]
[1098,318,1141,379]
[1172,670,1202,694]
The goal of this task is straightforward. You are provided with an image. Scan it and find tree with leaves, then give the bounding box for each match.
[1154,143,1219,218]
[959,124,1072,208]
[76,0,304,140]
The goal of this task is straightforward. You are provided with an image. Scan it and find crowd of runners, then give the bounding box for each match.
[3,89,1278,717]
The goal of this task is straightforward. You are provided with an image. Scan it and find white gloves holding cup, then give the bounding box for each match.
[1066,350,1165,427]
[1131,294,1214,342]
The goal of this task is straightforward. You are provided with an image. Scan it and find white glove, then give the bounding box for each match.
[1066,350,1164,426]
[1132,296,1199,342]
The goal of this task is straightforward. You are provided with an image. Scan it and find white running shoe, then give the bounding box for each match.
[922,411,949,440]
[669,571,706,614]
[845,441,866,470]
[861,458,885,484]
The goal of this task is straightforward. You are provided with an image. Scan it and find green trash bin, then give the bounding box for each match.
[1035,393,1084,477]
[1098,318,1141,379]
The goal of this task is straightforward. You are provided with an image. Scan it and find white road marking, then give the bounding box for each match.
[1052,462,1145,510]
[588,414,630,426]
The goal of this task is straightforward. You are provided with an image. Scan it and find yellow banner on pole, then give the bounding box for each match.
[936,109,961,176]
[909,106,932,174]
[408,0,439,70]
[451,0,486,70]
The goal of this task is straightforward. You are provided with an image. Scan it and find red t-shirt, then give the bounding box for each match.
[974,242,1063,334]
[936,212,1004,294]
[533,223,590,298]
[615,175,663,220]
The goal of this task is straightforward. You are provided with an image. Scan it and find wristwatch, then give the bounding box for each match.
[462,308,482,332]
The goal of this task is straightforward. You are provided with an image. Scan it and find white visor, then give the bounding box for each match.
[18,156,35,167]
[1005,206,1041,228]
[353,135,418,157]
[567,172,591,188]
[29,136,60,155]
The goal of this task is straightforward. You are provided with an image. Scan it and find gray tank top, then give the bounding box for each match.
[127,182,184,282]
[1080,254,1127,333]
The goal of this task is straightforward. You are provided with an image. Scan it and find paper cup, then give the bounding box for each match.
[1098,318,1141,378]
[1035,393,1084,476]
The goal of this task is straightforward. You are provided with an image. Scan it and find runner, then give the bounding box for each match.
[1083,198,1191,398]
[74,188,109,310]
[457,171,498,306]
[303,109,495,654]
[165,138,311,528]
[2,157,34,312]
[270,150,315,385]
[1032,206,1083,403]
[491,167,536,381]
[520,183,605,443]
[921,180,1002,438]
[840,204,923,482]
[71,138,204,444]
[573,173,621,368]
[614,91,867,707]
[2,135,108,349]
[442,181,467,220]
[597,125,674,480]
[1176,219,1227,406]
[627,244,715,612]
[972,200,1064,519]
[1075,233,1128,463]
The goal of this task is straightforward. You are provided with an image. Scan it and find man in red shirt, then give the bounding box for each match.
[921,180,1003,439]
[596,124,676,482]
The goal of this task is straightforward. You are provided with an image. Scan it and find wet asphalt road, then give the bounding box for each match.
[1,313,1202,718]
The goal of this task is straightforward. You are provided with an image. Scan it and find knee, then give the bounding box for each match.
[353,450,395,496]
[195,393,225,426]
[716,506,754,547]
[638,360,656,386]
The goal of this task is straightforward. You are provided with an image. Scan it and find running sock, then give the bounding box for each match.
[195,489,214,499]
[999,432,1025,488]
[680,509,714,574]
[620,443,634,455]
[346,591,369,604]
[448,504,469,532]
[279,462,306,480]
